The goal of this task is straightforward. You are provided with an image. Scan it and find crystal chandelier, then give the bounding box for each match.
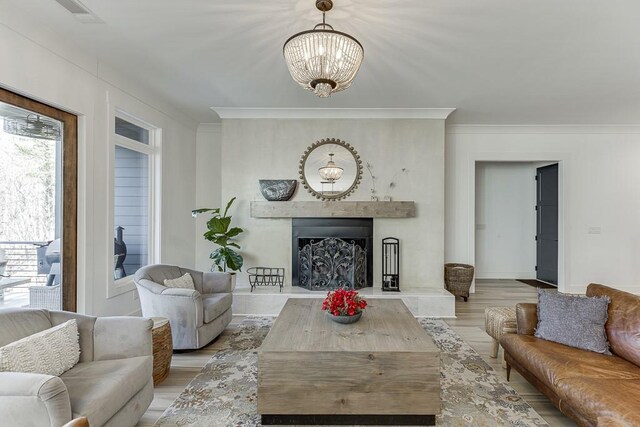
[283,0,364,98]
[318,153,343,182]
[3,114,61,141]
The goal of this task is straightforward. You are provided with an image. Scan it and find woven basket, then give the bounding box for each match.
[444,263,475,301]
[151,318,173,385]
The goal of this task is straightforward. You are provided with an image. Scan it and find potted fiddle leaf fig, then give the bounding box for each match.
[192,197,244,289]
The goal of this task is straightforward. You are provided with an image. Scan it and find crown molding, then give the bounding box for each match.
[447,124,640,135]
[211,107,456,120]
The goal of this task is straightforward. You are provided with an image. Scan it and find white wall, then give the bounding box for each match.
[446,125,640,294]
[194,124,222,272]
[475,162,536,279]
[0,9,198,315]
[220,118,446,289]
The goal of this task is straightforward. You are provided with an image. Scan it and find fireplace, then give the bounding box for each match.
[292,218,373,290]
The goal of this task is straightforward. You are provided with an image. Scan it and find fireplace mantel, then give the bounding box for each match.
[250,201,416,218]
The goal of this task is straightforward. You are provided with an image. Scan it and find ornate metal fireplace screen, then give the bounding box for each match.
[298,237,367,290]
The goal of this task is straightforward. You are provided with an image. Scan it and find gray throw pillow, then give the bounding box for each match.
[535,290,611,354]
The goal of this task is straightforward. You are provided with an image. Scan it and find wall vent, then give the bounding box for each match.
[54,0,103,23]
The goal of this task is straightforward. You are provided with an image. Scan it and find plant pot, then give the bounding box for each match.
[230,273,237,292]
[327,311,362,324]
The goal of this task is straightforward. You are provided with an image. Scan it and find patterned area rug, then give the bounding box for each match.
[154,317,548,427]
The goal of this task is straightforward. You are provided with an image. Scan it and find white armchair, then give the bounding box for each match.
[134,264,233,350]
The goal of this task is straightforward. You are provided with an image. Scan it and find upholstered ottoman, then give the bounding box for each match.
[485,306,517,367]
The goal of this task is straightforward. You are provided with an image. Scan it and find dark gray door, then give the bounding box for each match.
[536,164,558,285]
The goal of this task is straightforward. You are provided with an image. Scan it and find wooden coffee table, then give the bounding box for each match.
[258,298,440,425]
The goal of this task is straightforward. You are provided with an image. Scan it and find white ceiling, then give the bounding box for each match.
[6,0,640,124]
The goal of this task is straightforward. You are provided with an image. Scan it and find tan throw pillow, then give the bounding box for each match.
[164,272,195,290]
[0,319,80,376]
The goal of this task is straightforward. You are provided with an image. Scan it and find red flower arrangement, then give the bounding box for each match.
[322,288,368,317]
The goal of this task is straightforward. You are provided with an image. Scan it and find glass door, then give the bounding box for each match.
[0,88,77,311]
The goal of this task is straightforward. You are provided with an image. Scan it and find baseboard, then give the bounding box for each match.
[476,272,536,280]
[232,288,456,317]
[564,284,640,295]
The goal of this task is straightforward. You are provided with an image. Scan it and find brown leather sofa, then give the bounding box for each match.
[501,284,640,427]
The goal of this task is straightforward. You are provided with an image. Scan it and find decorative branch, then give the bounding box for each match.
[388,168,409,193]
[365,163,377,199]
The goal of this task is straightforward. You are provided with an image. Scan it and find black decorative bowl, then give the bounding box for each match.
[258,180,297,201]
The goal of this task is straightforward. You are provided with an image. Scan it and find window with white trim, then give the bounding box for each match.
[113,113,158,281]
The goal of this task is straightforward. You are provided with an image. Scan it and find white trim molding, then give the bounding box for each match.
[465,151,571,293]
[211,108,456,120]
[447,124,640,135]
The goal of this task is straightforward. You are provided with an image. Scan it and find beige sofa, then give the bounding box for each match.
[0,308,154,427]
[134,264,233,350]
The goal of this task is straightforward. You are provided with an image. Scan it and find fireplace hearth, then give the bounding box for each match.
[292,218,373,290]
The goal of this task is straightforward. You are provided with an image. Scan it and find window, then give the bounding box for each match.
[112,112,158,285]
[115,117,149,145]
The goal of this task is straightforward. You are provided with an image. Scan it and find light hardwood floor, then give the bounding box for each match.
[137,279,575,426]
[445,280,574,426]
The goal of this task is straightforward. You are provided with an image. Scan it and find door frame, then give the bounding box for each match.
[467,152,569,293]
[0,87,78,312]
